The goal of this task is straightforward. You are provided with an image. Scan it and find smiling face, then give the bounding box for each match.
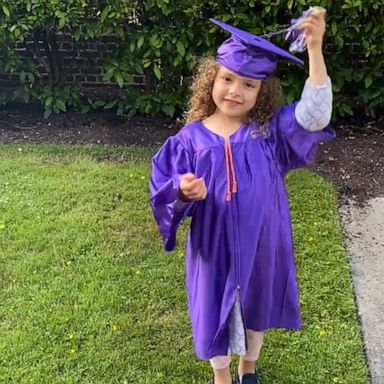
[212,66,262,121]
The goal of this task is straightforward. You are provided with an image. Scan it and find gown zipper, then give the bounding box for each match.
[226,138,248,350]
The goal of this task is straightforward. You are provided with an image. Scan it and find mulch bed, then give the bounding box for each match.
[1,103,383,205]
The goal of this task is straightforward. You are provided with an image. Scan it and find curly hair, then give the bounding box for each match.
[184,57,283,128]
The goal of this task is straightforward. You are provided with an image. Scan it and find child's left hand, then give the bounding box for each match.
[299,8,326,51]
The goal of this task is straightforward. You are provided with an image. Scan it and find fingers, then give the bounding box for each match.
[299,17,325,30]
[299,8,326,28]
[183,178,207,195]
[182,188,207,200]
[181,173,197,182]
[298,14,326,47]
[179,174,207,201]
[181,178,202,192]
[310,6,326,17]
[309,12,326,21]
[187,188,207,200]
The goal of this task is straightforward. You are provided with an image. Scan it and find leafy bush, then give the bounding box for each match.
[0,0,383,119]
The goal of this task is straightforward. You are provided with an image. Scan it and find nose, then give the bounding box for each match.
[229,80,241,95]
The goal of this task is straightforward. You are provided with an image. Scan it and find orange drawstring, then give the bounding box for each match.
[224,141,238,202]
[224,141,232,202]
[227,142,238,194]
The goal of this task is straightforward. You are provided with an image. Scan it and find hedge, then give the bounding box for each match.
[0,0,383,119]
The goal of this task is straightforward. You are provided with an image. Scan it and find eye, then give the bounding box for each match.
[245,82,256,88]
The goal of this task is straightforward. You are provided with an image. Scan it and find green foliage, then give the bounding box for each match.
[99,89,182,118]
[0,92,10,106]
[0,0,384,119]
[37,85,91,118]
[0,0,138,117]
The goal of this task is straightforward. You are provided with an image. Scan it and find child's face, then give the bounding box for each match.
[212,66,262,121]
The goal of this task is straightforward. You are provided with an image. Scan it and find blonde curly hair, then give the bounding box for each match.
[184,57,282,127]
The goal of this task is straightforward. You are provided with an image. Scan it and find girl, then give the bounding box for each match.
[150,11,334,384]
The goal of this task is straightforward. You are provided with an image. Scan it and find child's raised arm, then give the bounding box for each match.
[299,8,328,85]
[295,8,332,132]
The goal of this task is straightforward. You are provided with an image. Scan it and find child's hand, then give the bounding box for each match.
[179,173,207,201]
[299,7,326,51]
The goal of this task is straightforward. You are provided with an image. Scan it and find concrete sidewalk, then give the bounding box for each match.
[339,197,384,384]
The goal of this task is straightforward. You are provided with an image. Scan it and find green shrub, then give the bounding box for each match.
[0,0,383,120]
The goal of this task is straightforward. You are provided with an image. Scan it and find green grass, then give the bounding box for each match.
[0,145,369,384]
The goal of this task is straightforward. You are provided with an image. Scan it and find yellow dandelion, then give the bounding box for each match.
[140,176,145,180]
[0,224,5,230]
[332,377,340,383]
[69,348,76,355]
[129,174,134,178]
[319,330,327,336]
[112,324,118,332]
[69,334,74,340]
[135,270,141,275]
[308,237,314,242]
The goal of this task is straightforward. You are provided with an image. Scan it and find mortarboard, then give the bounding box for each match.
[210,18,304,80]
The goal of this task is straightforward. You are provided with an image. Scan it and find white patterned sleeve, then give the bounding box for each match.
[295,77,333,131]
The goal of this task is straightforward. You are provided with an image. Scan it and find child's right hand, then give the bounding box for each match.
[299,7,326,52]
[179,173,207,201]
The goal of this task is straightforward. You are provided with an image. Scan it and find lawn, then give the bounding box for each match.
[0,145,369,384]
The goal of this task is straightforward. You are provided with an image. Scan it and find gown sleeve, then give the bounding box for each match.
[269,102,336,173]
[149,135,196,252]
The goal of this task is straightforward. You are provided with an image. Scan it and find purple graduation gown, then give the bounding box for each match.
[149,103,335,360]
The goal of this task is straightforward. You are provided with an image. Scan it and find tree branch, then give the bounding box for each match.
[32,29,52,87]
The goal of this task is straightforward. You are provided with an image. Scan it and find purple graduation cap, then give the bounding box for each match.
[211,18,304,80]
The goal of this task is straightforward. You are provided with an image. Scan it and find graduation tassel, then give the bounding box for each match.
[261,6,326,53]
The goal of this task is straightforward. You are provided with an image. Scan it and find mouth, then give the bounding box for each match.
[224,99,242,106]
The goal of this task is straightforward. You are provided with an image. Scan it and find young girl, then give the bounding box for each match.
[150,11,334,384]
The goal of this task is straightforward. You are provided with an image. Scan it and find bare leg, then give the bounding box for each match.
[238,358,256,377]
[237,330,264,379]
[210,352,232,383]
[213,366,232,384]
